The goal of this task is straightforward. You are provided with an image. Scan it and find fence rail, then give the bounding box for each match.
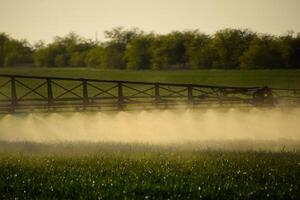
[0,74,299,113]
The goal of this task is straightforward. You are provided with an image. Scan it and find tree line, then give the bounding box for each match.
[1,27,300,69]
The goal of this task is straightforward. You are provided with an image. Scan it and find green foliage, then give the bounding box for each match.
[0,142,299,199]
[125,35,154,70]
[69,52,86,67]
[186,32,212,69]
[34,32,94,68]
[84,46,103,67]
[104,26,142,45]
[0,33,33,67]
[289,35,300,68]
[100,43,126,69]
[1,68,300,88]
[278,33,300,68]
[2,28,300,69]
[211,29,255,69]
[4,52,21,66]
[0,33,8,66]
[151,31,193,70]
[54,54,68,67]
[100,27,142,69]
[240,36,286,69]
[34,47,55,67]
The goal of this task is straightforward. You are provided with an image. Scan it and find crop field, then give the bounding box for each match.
[1,68,299,108]
[0,68,300,199]
[0,142,300,199]
[1,67,300,88]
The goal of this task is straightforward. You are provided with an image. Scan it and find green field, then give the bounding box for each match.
[1,67,300,88]
[1,68,299,102]
[1,68,300,199]
[0,142,299,199]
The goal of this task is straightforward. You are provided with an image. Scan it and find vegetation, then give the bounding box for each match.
[0,33,33,67]
[1,27,300,69]
[0,142,299,199]
[1,67,300,89]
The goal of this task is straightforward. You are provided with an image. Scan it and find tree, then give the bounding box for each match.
[240,35,285,69]
[4,52,20,66]
[0,33,9,67]
[278,33,300,69]
[151,31,196,70]
[33,33,94,67]
[69,52,86,67]
[101,27,142,69]
[289,34,300,68]
[0,33,33,67]
[34,44,62,67]
[104,27,142,44]
[85,46,103,67]
[54,54,68,67]
[125,34,154,70]
[185,31,212,69]
[2,28,300,70]
[100,43,126,69]
[211,29,256,69]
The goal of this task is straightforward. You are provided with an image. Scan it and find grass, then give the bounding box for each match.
[1,67,300,88]
[1,68,299,102]
[1,68,299,198]
[0,142,299,199]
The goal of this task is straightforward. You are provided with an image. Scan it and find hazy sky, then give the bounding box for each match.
[0,0,299,43]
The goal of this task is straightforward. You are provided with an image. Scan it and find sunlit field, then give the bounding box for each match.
[0,69,300,199]
[0,109,300,199]
[1,67,300,88]
[1,142,300,199]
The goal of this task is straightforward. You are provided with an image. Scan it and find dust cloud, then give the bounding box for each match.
[0,108,300,145]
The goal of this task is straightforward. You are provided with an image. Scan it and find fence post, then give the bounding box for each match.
[10,76,17,113]
[187,85,193,106]
[82,79,89,109]
[118,82,124,110]
[47,78,53,110]
[155,83,160,107]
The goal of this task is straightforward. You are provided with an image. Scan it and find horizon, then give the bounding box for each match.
[1,0,300,44]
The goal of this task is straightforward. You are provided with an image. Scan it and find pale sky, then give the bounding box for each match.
[0,0,299,44]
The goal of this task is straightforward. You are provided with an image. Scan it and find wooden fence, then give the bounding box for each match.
[0,74,299,113]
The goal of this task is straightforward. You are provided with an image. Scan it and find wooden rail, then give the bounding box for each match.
[0,74,299,113]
